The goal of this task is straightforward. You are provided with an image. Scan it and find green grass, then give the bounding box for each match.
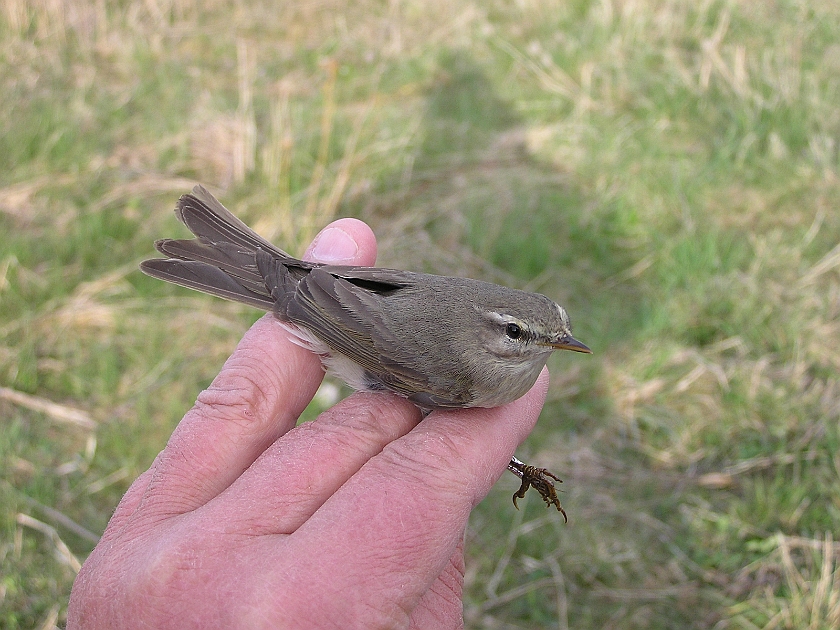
[2,0,840,628]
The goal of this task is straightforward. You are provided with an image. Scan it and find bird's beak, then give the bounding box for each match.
[548,334,592,354]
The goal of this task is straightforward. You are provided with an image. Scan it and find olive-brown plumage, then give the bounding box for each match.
[140,185,591,514]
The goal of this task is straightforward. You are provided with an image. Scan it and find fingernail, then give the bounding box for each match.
[309,226,359,263]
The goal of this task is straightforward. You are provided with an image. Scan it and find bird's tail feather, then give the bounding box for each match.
[175,185,287,257]
[139,185,291,310]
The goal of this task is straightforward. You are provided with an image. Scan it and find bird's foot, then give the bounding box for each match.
[507,456,567,523]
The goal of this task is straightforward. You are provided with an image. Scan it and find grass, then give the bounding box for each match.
[1,0,839,627]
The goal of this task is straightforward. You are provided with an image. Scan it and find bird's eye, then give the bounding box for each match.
[505,323,522,340]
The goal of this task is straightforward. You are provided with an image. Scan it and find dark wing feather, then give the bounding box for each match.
[253,251,413,367]
[286,268,385,371]
[323,265,414,289]
[282,267,466,403]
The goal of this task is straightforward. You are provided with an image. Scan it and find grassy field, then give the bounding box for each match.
[2,0,839,627]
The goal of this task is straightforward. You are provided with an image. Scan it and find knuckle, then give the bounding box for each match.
[382,429,470,489]
[194,367,281,431]
[315,392,421,446]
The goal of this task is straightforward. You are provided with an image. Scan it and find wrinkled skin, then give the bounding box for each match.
[67,219,550,630]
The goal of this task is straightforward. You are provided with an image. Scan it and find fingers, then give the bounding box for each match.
[249,371,549,627]
[303,218,377,264]
[135,217,378,520]
[201,391,423,534]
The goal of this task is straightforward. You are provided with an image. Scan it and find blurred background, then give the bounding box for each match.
[2,0,839,628]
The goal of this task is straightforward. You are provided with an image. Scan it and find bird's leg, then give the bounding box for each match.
[507,456,567,522]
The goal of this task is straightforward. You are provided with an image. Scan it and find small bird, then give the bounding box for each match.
[141,186,591,516]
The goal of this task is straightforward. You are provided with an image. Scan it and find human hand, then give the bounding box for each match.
[67,218,550,629]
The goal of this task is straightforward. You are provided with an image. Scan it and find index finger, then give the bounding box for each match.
[131,218,377,521]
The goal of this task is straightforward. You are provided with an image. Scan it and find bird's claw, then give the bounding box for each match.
[507,458,567,523]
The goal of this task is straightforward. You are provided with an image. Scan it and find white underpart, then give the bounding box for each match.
[274,319,372,393]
